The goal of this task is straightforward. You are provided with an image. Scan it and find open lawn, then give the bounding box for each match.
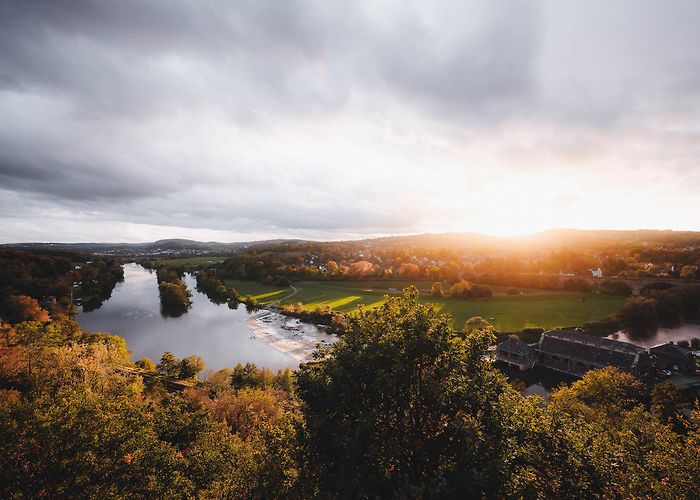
[222,279,625,332]
[223,279,294,302]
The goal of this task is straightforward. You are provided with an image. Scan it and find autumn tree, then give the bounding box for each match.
[297,288,510,497]
[3,295,50,323]
[135,357,156,372]
[179,355,205,380]
[157,351,181,378]
[463,316,496,336]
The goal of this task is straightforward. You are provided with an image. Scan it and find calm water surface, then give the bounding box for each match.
[78,263,303,371]
[608,324,700,348]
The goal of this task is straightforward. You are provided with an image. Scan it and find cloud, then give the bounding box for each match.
[0,0,699,241]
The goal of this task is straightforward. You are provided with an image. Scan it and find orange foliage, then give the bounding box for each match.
[5,295,50,323]
[398,262,421,278]
[348,260,374,278]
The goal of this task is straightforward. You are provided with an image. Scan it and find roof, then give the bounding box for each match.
[497,336,535,356]
[542,329,646,354]
[538,329,646,369]
[650,343,692,357]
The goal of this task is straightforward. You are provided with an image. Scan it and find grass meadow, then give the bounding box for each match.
[223,279,625,332]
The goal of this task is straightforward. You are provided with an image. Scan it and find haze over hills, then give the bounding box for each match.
[4,229,700,257]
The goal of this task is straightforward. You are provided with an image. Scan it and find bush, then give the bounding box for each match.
[620,296,658,331]
[598,281,632,296]
[431,282,444,297]
[581,314,624,335]
[450,280,492,299]
[562,278,592,292]
[135,357,156,372]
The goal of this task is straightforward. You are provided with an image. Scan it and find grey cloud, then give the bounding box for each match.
[1,0,700,241]
[0,0,544,123]
[0,152,163,201]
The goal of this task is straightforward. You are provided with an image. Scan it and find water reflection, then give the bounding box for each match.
[608,324,700,348]
[77,263,306,371]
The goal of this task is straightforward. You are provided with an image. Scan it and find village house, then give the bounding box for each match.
[495,336,537,371]
[589,267,603,277]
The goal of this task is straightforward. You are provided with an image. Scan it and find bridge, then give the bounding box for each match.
[560,275,697,295]
[476,272,699,296]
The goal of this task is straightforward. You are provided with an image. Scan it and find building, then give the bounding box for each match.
[496,329,652,378]
[589,267,603,278]
[495,336,537,371]
[650,342,695,372]
[537,330,650,377]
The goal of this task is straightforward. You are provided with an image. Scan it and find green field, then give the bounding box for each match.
[222,279,625,332]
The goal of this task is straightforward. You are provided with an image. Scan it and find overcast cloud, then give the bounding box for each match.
[1,0,699,242]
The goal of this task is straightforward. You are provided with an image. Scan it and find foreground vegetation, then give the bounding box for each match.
[1,290,699,498]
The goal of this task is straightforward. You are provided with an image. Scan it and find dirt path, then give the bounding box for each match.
[269,284,299,306]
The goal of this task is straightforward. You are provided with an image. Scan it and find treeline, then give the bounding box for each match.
[76,258,124,312]
[582,283,700,335]
[0,248,123,320]
[155,266,192,317]
[280,302,347,332]
[211,231,700,289]
[1,291,698,497]
[194,271,230,304]
[194,271,260,312]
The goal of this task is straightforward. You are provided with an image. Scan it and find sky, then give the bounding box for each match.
[1,0,699,243]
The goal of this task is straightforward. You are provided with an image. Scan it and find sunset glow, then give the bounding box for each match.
[1,1,699,242]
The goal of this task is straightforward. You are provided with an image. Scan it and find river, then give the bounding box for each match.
[77,263,332,372]
[607,324,700,348]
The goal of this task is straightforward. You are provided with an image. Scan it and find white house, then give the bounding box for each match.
[589,267,603,278]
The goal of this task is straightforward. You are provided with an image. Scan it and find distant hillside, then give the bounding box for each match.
[2,239,258,257]
[4,229,700,257]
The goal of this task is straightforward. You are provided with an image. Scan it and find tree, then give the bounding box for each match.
[348,261,374,279]
[680,265,698,279]
[179,355,205,380]
[450,279,471,296]
[273,367,294,394]
[550,367,645,419]
[430,282,444,297]
[297,288,509,497]
[3,295,50,323]
[231,362,260,390]
[398,262,421,279]
[157,351,181,378]
[463,316,496,336]
[135,357,156,372]
[620,296,658,331]
[651,380,686,428]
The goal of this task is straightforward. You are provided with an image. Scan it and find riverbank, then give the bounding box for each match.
[246,310,337,363]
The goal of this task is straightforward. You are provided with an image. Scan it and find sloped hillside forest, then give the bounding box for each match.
[0,249,698,498]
